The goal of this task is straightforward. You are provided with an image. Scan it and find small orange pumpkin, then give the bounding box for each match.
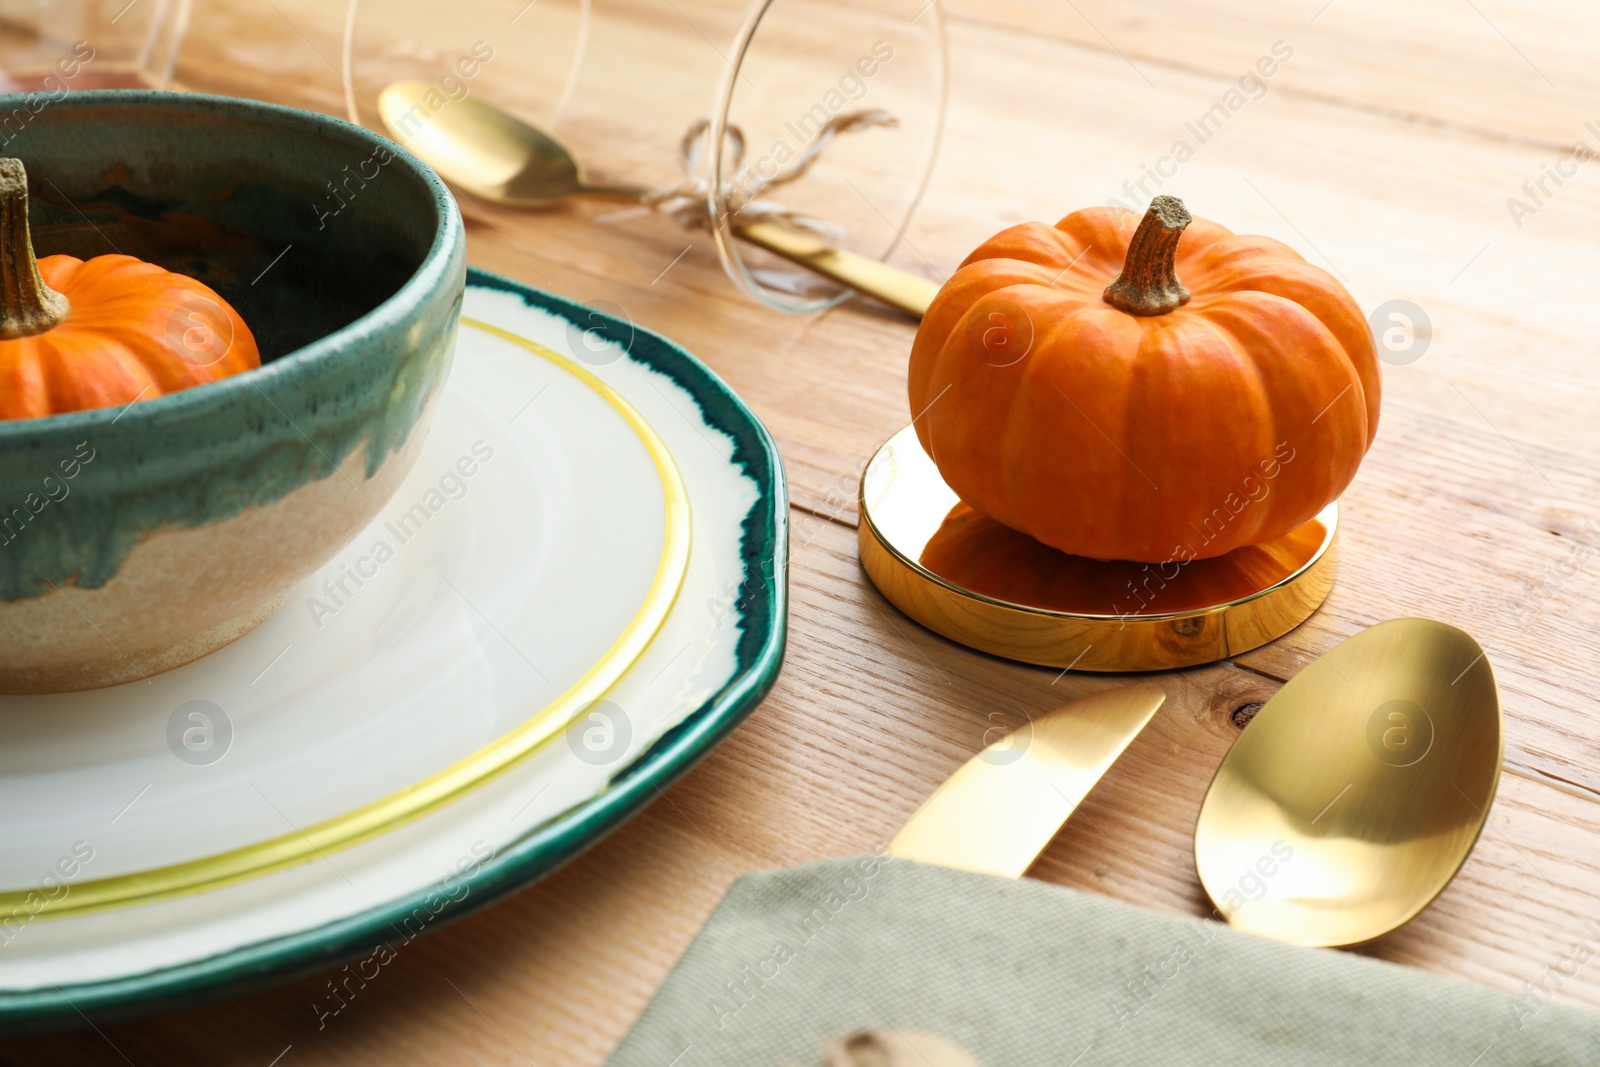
[908,195,1380,563]
[0,158,259,422]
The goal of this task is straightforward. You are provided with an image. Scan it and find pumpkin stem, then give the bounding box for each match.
[0,158,68,339]
[1103,195,1192,316]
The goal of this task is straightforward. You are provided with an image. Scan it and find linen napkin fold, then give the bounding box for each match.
[606,856,1600,1066]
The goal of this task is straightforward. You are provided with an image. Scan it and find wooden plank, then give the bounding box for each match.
[941,0,1600,149]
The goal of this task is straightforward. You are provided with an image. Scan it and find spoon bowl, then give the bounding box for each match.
[1194,617,1502,948]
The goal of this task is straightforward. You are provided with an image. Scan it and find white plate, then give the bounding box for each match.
[1,308,679,885]
[0,271,787,1030]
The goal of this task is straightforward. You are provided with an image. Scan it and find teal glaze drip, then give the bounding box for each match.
[0,92,465,601]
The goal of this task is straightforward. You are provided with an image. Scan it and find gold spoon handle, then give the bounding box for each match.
[579,181,938,317]
[574,182,654,201]
[734,220,938,318]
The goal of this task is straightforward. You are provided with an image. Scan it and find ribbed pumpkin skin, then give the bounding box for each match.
[908,207,1380,563]
[0,254,260,421]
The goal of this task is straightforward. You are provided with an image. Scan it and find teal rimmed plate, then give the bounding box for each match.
[0,269,787,1032]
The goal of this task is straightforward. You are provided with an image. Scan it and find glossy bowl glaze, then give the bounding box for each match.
[0,92,464,693]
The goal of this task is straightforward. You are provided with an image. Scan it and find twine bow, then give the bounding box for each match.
[642,109,898,238]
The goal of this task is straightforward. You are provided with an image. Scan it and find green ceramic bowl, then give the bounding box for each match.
[0,91,464,693]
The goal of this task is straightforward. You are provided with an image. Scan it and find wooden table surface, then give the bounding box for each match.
[10,0,1600,1062]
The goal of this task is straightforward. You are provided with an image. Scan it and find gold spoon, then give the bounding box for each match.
[1193,617,1503,948]
[377,83,938,317]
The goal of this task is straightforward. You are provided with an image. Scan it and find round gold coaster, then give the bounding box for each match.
[858,426,1338,672]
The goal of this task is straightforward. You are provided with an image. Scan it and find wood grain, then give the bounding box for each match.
[8,0,1600,1063]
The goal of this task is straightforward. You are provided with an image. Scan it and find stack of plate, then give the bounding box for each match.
[0,272,787,1029]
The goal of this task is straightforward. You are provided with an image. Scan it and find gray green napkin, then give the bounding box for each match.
[606,856,1600,1066]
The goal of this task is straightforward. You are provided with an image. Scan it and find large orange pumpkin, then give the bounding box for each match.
[0,158,259,421]
[907,195,1379,563]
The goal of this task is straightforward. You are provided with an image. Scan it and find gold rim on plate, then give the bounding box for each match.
[859,425,1336,672]
[0,318,693,919]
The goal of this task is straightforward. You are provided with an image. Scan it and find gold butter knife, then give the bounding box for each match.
[885,683,1166,877]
